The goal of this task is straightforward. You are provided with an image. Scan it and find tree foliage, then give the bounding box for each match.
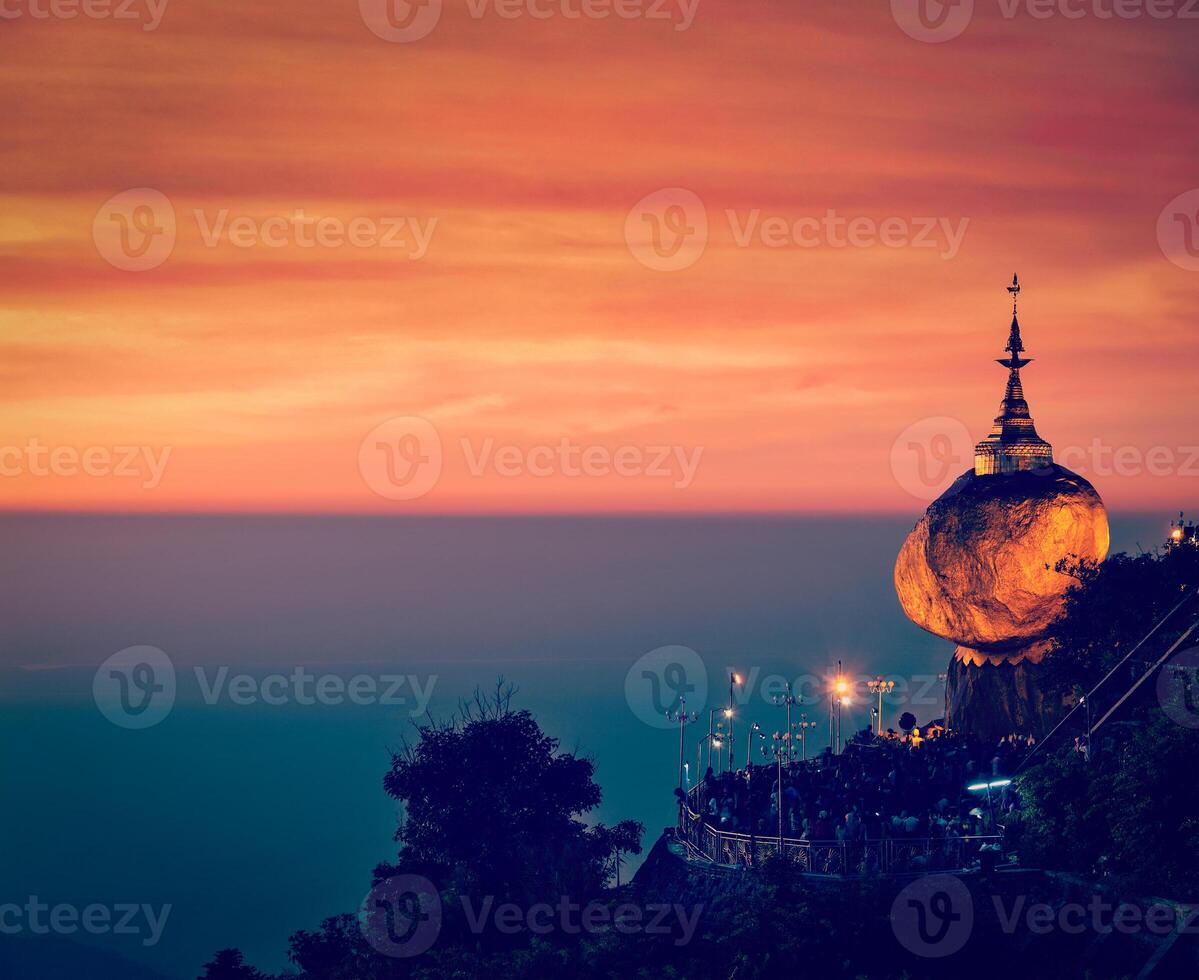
[378,683,642,907]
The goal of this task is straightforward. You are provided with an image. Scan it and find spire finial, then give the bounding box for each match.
[1001,274,1027,363]
[974,273,1053,476]
[1007,273,1020,317]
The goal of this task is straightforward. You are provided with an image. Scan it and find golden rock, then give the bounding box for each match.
[894,464,1109,661]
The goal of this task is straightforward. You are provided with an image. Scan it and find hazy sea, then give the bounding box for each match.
[0,513,1165,977]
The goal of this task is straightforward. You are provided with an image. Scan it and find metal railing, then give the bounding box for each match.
[678,802,1002,875]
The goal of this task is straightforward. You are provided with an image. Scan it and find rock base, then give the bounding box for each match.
[945,649,1068,739]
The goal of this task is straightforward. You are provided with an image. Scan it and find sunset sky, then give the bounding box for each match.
[3,0,1197,513]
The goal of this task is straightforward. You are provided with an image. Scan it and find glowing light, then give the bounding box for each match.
[967,779,1012,792]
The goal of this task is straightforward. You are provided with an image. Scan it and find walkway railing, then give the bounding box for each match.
[678,802,1002,875]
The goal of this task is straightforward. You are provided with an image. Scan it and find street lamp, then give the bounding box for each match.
[967,778,1012,833]
[830,664,850,753]
[795,714,818,760]
[867,678,895,735]
[761,732,791,851]
[746,721,765,768]
[727,672,742,770]
[771,681,799,762]
[666,699,699,795]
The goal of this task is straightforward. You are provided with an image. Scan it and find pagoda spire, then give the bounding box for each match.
[973,274,1054,476]
[999,274,1031,370]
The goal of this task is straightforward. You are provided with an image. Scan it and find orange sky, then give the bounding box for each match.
[2,0,1197,513]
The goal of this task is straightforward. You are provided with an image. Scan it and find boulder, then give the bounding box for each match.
[894,464,1109,658]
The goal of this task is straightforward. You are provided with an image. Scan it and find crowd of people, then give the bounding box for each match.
[684,724,1031,846]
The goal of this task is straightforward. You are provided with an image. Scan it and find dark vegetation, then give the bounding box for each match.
[201,542,1199,979]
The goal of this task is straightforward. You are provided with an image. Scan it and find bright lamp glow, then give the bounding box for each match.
[968,779,1012,792]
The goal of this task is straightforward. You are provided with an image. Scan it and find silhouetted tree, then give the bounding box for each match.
[378,683,643,910]
[1045,538,1199,692]
[197,949,267,980]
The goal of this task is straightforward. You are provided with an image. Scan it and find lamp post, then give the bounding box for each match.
[727,672,742,770]
[772,681,799,762]
[967,778,1011,834]
[746,721,764,769]
[867,678,895,735]
[830,663,850,753]
[706,709,720,773]
[666,699,699,795]
[795,714,817,760]
[762,732,790,853]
